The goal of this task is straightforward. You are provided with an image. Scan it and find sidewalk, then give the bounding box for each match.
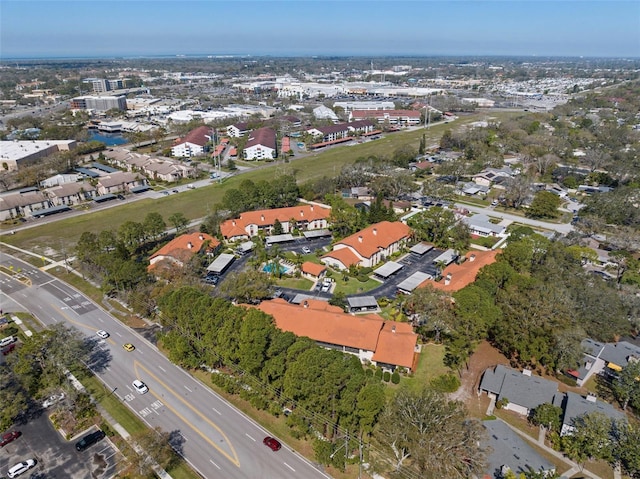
[499,419,603,479]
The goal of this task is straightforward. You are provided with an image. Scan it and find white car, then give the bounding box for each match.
[96,330,109,339]
[301,246,311,254]
[42,392,65,408]
[132,379,148,394]
[8,459,36,478]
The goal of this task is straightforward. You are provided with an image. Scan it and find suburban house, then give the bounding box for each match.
[350,109,422,126]
[341,187,373,200]
[96,172,146,195]
[473,167,516,188]
[420,250,500,292]
[479,364,559,416]
[45,181,97,205]
[0,191,51,221]
[482,419,556,479]
[148,232,220,271]
[568,339,640,387]
[226,122,250,138]
[219,204,332,242]
[256,298,419,372]
[462,214,507,237]
[322,221,411,270]
[171,125,211,158]
[555,391,626,436]
[457,181,490,197]
[243,127,277,160]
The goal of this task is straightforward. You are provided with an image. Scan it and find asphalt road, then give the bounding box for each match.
[0,252,331,479]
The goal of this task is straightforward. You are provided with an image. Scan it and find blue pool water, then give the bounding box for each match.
[262,263,291,274]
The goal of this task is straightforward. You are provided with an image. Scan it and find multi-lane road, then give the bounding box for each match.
[0,252,331,479]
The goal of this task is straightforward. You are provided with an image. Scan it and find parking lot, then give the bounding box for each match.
[0,413,121,479]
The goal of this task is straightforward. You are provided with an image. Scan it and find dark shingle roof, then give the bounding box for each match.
[480,365,558,411]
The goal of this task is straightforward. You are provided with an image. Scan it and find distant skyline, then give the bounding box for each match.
[1,1,639,59]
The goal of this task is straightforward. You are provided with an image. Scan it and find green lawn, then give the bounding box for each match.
[402,343,449,391]
[277,276,313,290]
[1,112,506,257]
[334,276,381,295]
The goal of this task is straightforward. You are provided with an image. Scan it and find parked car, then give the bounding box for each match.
[2,343,16,355]
[42,392,65,408]
[7,459,36,478]
[75,430,105,452]
[263,436,281,451]
[301,246,311,254]
[132,379,148,394]
[0,430,21,447]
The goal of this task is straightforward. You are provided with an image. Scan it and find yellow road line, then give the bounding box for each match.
[134,361,241,467]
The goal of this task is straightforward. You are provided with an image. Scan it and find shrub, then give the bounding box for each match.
[365,368,374,378]
[383,371,391,382]
[391,371,400,384]
[430,373,461,393]
[357,274,369,282]
[374,368,383,380]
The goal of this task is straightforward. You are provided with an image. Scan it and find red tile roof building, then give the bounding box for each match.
[257,299,419,372]
[148,232,220,270]
[220,204,331,242]
[322,221,411,270]
[171,125,211,158]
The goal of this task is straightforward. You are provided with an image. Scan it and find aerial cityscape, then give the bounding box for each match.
[0,1,639,479]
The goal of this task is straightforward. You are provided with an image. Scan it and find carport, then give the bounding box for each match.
[303,229,332,239]
[207,253,235,274]
[373,261,403,280]
[130,184,152,194]
[397,271,433,294]
[346,296,379,313]
[432,248,458,266]
[410,242,434,255]
[265,234,296,246]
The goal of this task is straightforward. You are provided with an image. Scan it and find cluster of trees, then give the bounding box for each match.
[407,206,470,250]
[399,228,636,375]
[157,286,489,476]
[324,194,397,240]
[220,176,299,218]
[156,287,385,465]
[530,404,640,478]
[75,211,189,293]
[0,324,90,429]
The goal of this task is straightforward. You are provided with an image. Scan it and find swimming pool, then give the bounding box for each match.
[262,263,292,274]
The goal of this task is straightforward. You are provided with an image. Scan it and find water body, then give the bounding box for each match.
[87,130,128,146]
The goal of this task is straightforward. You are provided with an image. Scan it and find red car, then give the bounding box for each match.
[0,430,21,447]
[2,343,16,355]
[263,436,281,451]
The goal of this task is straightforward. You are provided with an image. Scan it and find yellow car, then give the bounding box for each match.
[123,343,135,352]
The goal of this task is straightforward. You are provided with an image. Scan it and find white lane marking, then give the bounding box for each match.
[245,433,256,442]
[115,331,122,337]
[97,317,104,323]
[184,385,192,393]
[209,460,221,470]
[158,366,166,372]
[212,407,221,415]
[284,462,295,472]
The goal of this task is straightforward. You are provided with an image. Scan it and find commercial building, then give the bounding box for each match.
[0,140,77,171]
[70,95,127,111]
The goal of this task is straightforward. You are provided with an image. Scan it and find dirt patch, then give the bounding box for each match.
[449,340,509,415]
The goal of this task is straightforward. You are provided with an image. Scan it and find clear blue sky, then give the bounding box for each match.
[2,1,639,59]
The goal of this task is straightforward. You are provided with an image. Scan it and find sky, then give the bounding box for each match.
[1,1,639,59]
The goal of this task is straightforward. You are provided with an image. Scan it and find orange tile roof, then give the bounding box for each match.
[256,299,418,370]
[220,204,331,239]
[322,247,361,268]
[336,221,411,259]
[258,299,383,351]
[148,232,220,268]
[372,322,418,370]
[301,261,326,277]
[419,249,499,292]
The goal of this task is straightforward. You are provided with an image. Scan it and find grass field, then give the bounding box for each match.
[2,111,521,259]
